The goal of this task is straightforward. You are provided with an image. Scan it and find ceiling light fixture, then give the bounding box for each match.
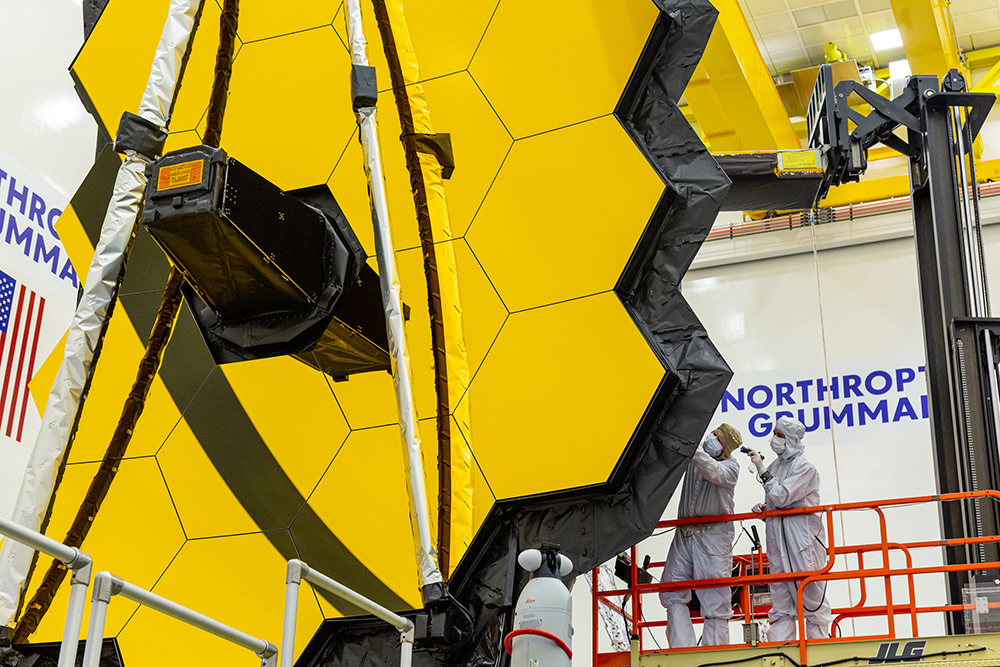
[870,28,903,51]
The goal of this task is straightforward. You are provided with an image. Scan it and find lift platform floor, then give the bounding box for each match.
[602,633,1000,667]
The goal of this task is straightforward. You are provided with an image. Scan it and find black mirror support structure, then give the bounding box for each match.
[809,65,997,632]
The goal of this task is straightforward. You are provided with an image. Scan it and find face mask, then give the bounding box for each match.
[703,434,723,458]
[770,435,786,455]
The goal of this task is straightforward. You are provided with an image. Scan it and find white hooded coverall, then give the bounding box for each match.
[762,417,832,641]
[659,439,739,647]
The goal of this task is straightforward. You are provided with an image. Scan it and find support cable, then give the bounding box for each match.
[9,0,239,640]
[964,111,990,315]
[369,0,455,576]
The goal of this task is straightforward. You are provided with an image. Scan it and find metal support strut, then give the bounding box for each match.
[342,0,444,602]
[281,560,415,667]
[0,514,92,667]
[81,572,277,667]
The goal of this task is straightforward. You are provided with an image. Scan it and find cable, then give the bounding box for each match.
[776,516,829,615]
[446,592,475,636]
[698,651,802,667]
[741,522,759,550]
[731,525,745,552]
[639,605,662,650]
[802,534,830,613]
[965,113,990,315]
[806,200,852,620]
[811,646,986,667]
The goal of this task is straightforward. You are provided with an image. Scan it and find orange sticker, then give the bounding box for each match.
[157,160,204,191]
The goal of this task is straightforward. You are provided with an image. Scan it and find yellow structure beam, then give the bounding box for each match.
[684,0,798,151]
[967,45,1000,68]
[684,64,740,151]
[890,0,962,80]
[973,57,1000,92]
[819,158,1000,208]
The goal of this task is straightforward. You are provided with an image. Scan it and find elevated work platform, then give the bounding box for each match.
[593,492,1000,667]
[607,633,1000,667]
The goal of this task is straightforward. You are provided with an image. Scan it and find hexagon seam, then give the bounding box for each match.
[443,0,736,589]
[295,3,735,666]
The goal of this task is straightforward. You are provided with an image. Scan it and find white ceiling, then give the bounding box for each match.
[737,0,1000,76]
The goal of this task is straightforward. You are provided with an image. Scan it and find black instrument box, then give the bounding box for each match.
[142,146,390,379]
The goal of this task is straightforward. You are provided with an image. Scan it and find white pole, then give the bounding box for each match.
[55,570,90,667]
[0,0,205,626]
[80,573,112,667]
[117,578,275,656]
[0,516,91,667]
[342,0,443,597]
[83,572,277,666]
[304,565,412,631]
[280,561,304,667]
[0,516,78,565]
[400,626,415,667]
[280,560,415,667]
[80,597,108,667]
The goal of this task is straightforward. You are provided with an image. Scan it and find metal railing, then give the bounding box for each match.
[281,559,415,667]
[0,515,92,667]
[592,490,1000,666]
[81,571,277,667]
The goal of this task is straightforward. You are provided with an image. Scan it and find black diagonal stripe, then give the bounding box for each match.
[71,146,120,244]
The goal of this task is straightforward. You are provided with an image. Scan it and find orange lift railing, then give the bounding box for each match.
[592,490,1000,667]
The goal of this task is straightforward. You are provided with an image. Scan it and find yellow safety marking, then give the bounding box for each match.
[778,151,821,172]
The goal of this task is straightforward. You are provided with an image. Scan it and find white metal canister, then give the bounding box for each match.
[509,547,574,667]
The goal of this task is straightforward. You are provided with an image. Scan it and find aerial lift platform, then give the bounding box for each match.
[593,492,1000,667]
[590,60,1000,667]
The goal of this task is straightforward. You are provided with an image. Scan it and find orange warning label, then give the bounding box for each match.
[157,160,204,191]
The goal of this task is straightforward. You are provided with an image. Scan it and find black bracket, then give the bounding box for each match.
[114,111,168,159]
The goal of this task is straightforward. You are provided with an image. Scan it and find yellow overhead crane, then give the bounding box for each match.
[680,0,1000,210]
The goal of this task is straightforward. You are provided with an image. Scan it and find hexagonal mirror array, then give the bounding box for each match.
[21,2,702,664]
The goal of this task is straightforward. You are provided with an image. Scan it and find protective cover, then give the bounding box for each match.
[142,147,391,379]
[716,153,825,211]
[9,638,123,667]
[296,0,732,664]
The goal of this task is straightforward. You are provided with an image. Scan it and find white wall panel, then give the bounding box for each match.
[0,0,95,199]
[0,1,94,519]
[583,222,1000,658]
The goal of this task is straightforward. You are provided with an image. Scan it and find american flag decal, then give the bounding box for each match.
[0,270,45,442]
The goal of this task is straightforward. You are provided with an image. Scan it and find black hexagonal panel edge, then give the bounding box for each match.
[296,1,733,665]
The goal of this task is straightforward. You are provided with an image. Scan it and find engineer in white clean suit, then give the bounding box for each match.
[659,423,742,648]
[748,416,832,640]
